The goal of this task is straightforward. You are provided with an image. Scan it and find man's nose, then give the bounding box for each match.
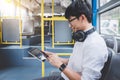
[69,23,73,28]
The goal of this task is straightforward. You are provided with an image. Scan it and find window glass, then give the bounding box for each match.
[100,6,120,36]
[100,0,111,6]
[0,0,15,16]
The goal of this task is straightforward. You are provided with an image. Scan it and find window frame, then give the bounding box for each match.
[97,0,120,36]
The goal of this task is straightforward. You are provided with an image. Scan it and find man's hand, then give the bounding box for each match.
[44,51,63,68]
[43,51,81,80]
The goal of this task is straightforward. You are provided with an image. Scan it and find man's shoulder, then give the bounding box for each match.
[85,33,107,48]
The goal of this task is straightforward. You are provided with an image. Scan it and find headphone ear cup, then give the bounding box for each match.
[72,30,86,42]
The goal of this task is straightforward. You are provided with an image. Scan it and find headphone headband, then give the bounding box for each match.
[72,28,95,42]
[85,28,95,35]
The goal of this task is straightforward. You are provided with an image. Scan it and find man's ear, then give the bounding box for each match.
[79,14,86,22]
[81,14,86,20]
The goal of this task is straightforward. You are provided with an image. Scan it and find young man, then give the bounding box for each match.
[39,0,108,80]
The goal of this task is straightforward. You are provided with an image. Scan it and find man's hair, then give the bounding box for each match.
[65,0,92,23]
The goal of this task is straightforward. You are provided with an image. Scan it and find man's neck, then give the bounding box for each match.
[84,23,93,31]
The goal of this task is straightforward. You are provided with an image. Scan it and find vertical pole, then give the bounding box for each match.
[52,0,54,48]
[19,0,22,48]
[92,0,97,28]
[41,0,45,77]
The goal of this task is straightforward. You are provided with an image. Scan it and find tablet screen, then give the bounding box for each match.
[28,48,46,61]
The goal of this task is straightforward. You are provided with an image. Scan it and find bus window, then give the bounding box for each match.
[100,6,120,36]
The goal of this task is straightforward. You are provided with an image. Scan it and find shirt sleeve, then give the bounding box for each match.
[81,43,108,80]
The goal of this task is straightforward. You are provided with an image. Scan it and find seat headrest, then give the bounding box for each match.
[101,35,118,53]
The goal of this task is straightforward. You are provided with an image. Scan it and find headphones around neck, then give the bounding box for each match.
[72,28,95,42]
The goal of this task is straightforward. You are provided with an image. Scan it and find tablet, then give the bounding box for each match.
[28,48,48,62]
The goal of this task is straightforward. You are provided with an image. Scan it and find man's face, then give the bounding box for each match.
[68,16,83,32]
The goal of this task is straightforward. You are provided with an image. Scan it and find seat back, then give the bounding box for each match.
[99,48,113,80]
[101,35,118,53]
[104,52,120,80]
[117,39,120,53]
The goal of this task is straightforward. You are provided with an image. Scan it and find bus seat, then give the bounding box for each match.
[117,39,120,53]
[101,35,118,53]
[102,50,120,80]
[99,48,113,80]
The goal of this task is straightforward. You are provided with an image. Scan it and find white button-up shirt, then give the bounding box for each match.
[61,31,108,80]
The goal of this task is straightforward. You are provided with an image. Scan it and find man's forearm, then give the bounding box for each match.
[62,66,81,80]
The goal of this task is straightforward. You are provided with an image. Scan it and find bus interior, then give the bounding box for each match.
[0,0,120,80]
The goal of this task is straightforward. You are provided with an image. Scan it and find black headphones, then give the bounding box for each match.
[72,28,95,42]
